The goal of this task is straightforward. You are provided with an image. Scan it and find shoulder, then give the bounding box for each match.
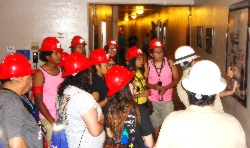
[33,69,44,83]
[167,58,174,65]
[68,86,95,102]
[34,69,44,77]
[0,91,19,103]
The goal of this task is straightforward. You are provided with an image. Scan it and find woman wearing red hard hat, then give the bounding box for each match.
[32,37,64,145]
[0,53,43,148]
[70,35,87,55]
[104,39,127,67]
[57,52,105,147]
[127,46,151,108]
[104,65,154,148]
[89,49,111,110]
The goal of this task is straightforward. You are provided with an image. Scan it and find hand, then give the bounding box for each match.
[159,85,169,95]
[140,89,151,97]
[226,67,234,79]
[154,84,162,91]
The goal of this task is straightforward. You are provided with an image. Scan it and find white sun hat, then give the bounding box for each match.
[182,60,226,95]
[173,46,200,65]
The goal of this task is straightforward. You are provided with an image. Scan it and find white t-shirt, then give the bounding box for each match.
[157,105,246,148]
[60,85,105,148]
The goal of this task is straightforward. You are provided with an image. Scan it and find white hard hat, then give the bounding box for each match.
[173,46,200,65]
[182,60,226,95]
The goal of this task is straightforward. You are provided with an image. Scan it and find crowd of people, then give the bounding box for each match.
[0,31,246,148]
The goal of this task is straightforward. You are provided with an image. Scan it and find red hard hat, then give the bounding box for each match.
[105,39,120,51]
[126,46,144,61]
[105,39,118,47]
[105,65,135,96]
[149,38,164,50]
[62,52,92,77]
[0,53,35,79]
[58,52,70,67]
[118,30,123,35]
[70,35,87,48]
[89,49,111,65]
[39,37,63,52]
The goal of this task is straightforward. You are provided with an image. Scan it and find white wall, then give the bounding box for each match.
[0,0,194,68]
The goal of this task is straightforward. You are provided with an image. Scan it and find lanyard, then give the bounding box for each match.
[152,59,164,81]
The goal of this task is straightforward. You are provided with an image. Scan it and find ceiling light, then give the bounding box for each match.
[131,15,137,19]
[131,11,137,19]
[136,6,144,14]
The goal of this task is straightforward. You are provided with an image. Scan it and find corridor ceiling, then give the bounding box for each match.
[117,5,169,21]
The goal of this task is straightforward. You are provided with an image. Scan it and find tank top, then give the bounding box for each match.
[148,57,173,102]
[134,70,147,104]
[38,67,64,119]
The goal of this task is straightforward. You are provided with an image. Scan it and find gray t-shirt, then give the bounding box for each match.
[0,91,43,148]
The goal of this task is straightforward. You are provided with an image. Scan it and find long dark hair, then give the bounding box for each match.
[127,57,145,75]
[188,91,216,107]
[106,83,141,140]
[58,69,92,96]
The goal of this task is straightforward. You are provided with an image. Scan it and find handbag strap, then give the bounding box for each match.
[117,104,133,143]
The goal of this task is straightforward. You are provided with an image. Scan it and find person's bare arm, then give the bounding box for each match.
[92,92,109,108]
[82,108,104,137]
[97,98,109,108]
[219,81,237,97]
[9,137,27,148]
[144,61,149,78]
[106,127,113,138]
[91,92,99,102]
[32,70,55,124]
[143,134,154,148]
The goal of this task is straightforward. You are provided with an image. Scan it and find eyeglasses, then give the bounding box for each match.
[109,48,117,50]
[152,50,163,54]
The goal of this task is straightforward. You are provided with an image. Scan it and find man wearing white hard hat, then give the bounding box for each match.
[157,60,246,148]
[173,46,237,111]
[173,46,200,107]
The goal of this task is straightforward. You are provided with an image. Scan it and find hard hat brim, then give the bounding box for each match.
[173,55,200,65]
[182,76,226,95]
[69,42,87,48]
[127,53,145,61]
[107,71,135,96]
